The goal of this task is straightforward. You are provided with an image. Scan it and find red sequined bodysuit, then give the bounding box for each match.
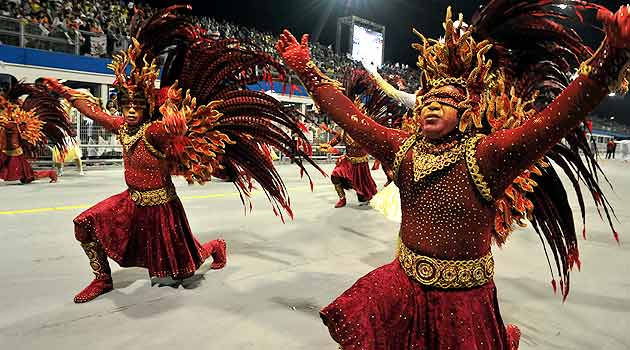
[306,72,614,259]
[279,26,630,349]
[68,98,224,282]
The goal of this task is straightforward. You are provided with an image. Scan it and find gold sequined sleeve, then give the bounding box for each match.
[369,69,417,109]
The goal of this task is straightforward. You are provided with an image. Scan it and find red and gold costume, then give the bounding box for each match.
[46,6,321,304]
[0,83,72,183]
[277,2,628,349]
[322,128,377,207]
[320,70,407,207]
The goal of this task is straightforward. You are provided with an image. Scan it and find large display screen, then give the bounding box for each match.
[351,24,383,67]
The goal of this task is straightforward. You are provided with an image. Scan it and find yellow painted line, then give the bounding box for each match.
[0,185,313,215]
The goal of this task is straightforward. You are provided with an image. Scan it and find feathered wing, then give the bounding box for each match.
[5,82,74,157]
[132,6,324,221]
[341,68,409,129]
[471,0,616,298]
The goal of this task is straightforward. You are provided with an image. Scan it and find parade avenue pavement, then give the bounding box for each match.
[0,161,628,349]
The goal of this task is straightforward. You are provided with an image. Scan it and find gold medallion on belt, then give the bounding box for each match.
[398,240,494,289]
[129,186,177,206]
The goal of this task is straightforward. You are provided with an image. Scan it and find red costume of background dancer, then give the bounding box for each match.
[44,6,321,304]
[0,82,72,184]
[277,2,629,349]
[319,69,406,207]
[320,126,377,208]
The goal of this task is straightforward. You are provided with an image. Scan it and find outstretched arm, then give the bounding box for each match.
[41,78,122,133]
[477,6,630,196]
[364,63,416,109]
[276,31,408,166]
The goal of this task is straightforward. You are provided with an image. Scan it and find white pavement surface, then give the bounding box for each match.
[0,161,629,350]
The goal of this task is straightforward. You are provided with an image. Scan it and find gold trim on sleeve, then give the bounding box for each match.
[464,134,493,202]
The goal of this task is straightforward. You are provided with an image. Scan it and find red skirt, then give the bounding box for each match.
[0,153,35,183]
[320,260,512,350]
[74,190,210,279]
[331,157,378,200]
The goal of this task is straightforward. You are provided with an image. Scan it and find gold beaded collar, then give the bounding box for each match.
[412,136,467,182]
[392,133,487,184]
[118,122,151,153]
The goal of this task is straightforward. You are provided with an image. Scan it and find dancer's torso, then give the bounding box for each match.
[343,132,367,158]
[122,135,171,190]
[397,156,495,260]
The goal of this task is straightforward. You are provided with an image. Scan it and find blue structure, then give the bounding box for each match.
[0,45,309,97]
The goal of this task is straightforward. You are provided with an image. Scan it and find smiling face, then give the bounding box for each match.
[418,85,465,139]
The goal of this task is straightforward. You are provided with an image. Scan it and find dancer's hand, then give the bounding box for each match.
[598,5,630,48]
[162,109,188,136]
[275,29,312,72]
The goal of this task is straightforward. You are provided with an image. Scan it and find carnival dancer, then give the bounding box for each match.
[276,2,629,349]
[44,5,321,304]
[0,82,73,184]
[320,124,377,207]
[318,69,405,208]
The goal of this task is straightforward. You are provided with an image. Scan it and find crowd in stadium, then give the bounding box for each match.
[0,0,420,90]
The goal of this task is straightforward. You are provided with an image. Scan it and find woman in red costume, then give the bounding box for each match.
[0,82,72,184]
[276,1,629,349]
[44,6,321,304]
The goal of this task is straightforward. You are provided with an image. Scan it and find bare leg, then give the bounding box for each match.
[75,158,85,175]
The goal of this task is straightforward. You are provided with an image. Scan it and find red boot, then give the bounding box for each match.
[74,274,113,303]
[34,170,57,183]
[74,241,113,303]
[204,239,227,270]
[334,183,346,208]
[506,324,521,350]
[48,170,58,183]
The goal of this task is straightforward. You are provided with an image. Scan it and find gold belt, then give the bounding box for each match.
[129,186,177,206]
[2,147,23,156]
[398,241,494,289]
[346,155,369,164]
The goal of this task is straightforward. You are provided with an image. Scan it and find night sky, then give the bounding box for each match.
[148,0,630,124]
